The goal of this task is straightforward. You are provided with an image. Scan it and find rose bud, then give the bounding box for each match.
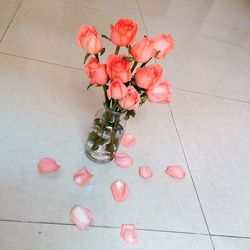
[77,25,103,54]
[110,19,138,46]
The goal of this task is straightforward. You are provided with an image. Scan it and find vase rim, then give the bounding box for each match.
[103,105,125,116]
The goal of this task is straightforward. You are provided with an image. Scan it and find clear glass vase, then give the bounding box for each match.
[85,107,126,164]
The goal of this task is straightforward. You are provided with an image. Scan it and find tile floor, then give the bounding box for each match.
[0,0,249,249]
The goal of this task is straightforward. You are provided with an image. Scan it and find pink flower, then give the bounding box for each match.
[37,157,60,173]
[130,37,156,63]
[84,58,108,85]
[120,224,138,244]
[114,152,133,168]
[139,166,153,179]
[165,165,185,180]
[152,34,174,59]
[120,133,136,148]
[107,78,127,100]
[110,19,138,46]
[111,180,130,202]
[119,86,141,110]
[135,63,163,89]
[70,205,94,230]
[146,78,173,104]
[77,25,103,54]
[73,167,94,187]
[106,54,131,83]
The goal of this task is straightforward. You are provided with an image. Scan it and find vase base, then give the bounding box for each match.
[85,148,113,164]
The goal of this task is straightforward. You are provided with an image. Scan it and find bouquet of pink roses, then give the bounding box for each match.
[77,19,174,163]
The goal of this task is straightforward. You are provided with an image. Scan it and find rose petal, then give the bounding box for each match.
[111,180,129,202]
[73,167,94,187]
[121,224,138,244]
[120,133,136,148]
[114,153,133,168]
[70,205,94,231]
[139,166,153,179]
[37,157,60,173]
[165,165,185,179]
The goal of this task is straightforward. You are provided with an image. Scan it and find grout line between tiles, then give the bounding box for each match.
[0,1,23,43]
[2,218,250,240]
[168,105,215,250]
[0,51,82,71]
[0,218,209,236]
[135,0,149,37]
[175,88,250,104]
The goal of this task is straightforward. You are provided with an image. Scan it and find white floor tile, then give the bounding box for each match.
[162,37,250,102]
[0,0,21,39]
[0,54,208,233]
[138,0,237,44]
[208,0,250,48]
[171,90,250,237]
[58,0,142,20]
[0,0,145,68]
[0,221,214,250]
[213,236,250,250]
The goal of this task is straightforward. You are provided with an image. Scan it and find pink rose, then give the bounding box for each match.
[106,54,131,83]
[77,25,103,54]
[130,37,156,63]
[110,19,138,46]
[119,86,141,110]
[152,34,174,59]
[146,78,173,104]
[84,58,108,85]
[135,63,163,89]
[107,78,128,100]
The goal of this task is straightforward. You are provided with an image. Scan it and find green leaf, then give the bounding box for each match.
[140,93,147,105]
[100,47,105,56]
[126,45,132,53]
[122,56,134,62]
[156,50,161,57]
[84,53,91,64]
[88,131,98,142]
[87,84,94,90]
[101,34,111,41]
[124,110,136,120]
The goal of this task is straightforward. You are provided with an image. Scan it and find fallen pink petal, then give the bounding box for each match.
[121,224,138,244]
[70,205,94,231]
[139,166,153,179]
[37,157,60,174]
[120,133,136,148]
[111,180,129,202]
[73,167,94,187]
[165,165,186,180]
[114,153,133,168]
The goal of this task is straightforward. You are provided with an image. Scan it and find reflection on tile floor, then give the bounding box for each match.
[0,0,250,249]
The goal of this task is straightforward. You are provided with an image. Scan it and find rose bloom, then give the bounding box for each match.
[135,63,163,89]
[107,78,128,99]
[119,86,141,110]
[77,25,103,54]
[130,37,156,63]
[106,54,131,83]
[110,19,138,46]
[146,78,173,104]
[84,58,108,85]
[152,34,174,59]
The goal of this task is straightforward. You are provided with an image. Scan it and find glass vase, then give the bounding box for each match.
[85,107,126,164]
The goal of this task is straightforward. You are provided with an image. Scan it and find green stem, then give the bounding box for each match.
[95,53,99,62]
[131,61,138,73]
[140,57,152,68]
[103,85,109,107]
[112,100,118,111]
[115,46,120,55]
